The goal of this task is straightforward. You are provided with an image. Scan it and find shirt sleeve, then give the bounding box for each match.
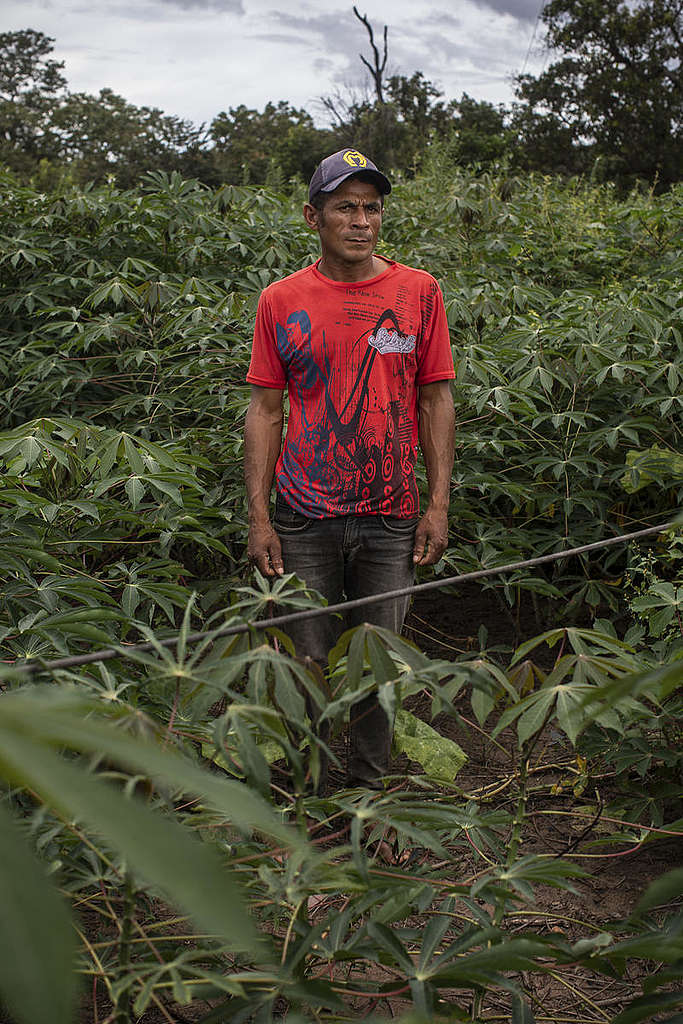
[246,290,287,388]
[415,277,455,385]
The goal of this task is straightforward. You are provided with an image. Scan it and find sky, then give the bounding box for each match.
[3,0,548,128]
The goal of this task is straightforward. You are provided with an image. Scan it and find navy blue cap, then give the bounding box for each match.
[308,148,391,202]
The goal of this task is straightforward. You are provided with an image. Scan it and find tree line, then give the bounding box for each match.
[1,0,681,192]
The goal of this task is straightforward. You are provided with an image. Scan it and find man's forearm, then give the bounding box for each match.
[418,381,455,511]
[244,398,283,524]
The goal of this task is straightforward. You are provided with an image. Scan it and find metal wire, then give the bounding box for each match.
[520,0,547,78]
[8,519,676,677]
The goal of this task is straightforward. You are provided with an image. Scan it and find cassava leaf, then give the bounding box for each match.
[393,710,466,782]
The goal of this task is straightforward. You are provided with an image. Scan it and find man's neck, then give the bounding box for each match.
[317,254,387,283]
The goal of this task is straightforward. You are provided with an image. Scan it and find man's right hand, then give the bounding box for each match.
[247,521,284,577]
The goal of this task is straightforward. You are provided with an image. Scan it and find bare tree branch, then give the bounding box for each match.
[353,6,388,104]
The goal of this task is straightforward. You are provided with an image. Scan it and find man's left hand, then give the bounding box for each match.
[413,508,449,566]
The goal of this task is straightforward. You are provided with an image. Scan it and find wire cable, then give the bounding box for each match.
[520,0,547,79]
[7,520,676,677]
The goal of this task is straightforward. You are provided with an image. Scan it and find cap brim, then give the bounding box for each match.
[316,168,391,198]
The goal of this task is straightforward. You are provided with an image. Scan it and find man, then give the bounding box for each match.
[244,147,455,788]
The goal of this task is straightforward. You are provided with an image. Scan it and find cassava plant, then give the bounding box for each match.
[0,162,681,1023]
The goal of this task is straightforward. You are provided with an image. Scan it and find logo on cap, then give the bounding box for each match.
[343,150,368,168]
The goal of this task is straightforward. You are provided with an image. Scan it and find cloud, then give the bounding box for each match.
[474,0,541,22]
[3,0,546,126]
[262,4,531,108]
[157,0,244,9]
[261,9,364,61]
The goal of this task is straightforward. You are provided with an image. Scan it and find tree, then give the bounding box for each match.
[321,12,502,177]
[509,102,586,178]
[353,6,388,105]
[449,94,512,168]
[386,72,452,139]
[0,28,66,101]
[322,75,449,176]
[321,31,455,176]
[209,102,331,186]
[0,29,66,173]
[0,31,208,186]
[320,9,401,169]
[51,88,207,187]
[515,0,683,186]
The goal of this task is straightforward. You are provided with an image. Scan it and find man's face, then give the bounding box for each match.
[305,178,383,270]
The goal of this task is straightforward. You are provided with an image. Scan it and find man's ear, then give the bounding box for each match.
[303,203,321,230]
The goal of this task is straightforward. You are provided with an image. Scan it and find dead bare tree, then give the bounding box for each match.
[316,8,395,165]
[353,6,388,105]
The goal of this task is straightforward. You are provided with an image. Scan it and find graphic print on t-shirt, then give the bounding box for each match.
[275,305,418,518]
[247,259,455,519]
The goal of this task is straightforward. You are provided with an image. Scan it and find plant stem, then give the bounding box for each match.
[472,744,531,1022]
[114,871,135,1024]
[506,743,530,878]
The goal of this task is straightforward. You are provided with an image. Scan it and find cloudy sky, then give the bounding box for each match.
[3,0,547,127]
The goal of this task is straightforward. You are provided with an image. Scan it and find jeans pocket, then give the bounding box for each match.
[379,514,419,535]
[274,497,313,534]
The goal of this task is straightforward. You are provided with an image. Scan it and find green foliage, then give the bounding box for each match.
[0,803,76,1024]
[4,19,682,191]
[49,88,207,189]
[393,709,467,781]
[4,613,679,1022]
[447,94,512,168]
[0,29,67,180]
[0,31,204,188]
[0,165,681,1022]
[382,167,683,630]
[515,0,683,187]
[209,101,332,187]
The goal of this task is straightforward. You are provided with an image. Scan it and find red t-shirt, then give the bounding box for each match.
[247,257,454,518]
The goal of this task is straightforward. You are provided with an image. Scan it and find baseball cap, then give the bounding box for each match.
[308,148,391,202]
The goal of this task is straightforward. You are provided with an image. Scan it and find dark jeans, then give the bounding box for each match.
[273,494,416,788]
